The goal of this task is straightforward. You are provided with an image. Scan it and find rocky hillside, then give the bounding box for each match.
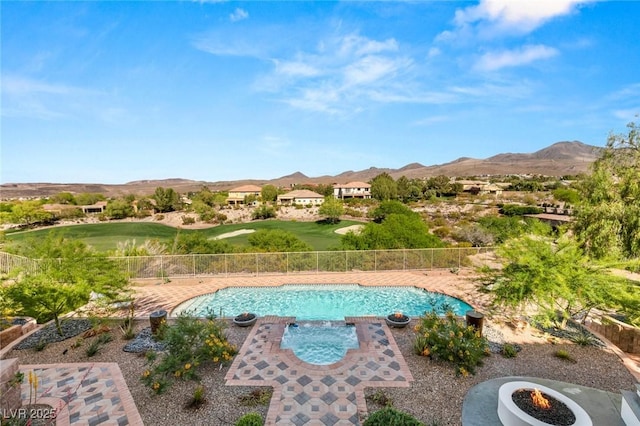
[0,141,601,198]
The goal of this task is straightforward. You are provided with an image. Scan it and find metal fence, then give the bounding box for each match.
[110,247,494,279]
[0,252,40,275]
[0,247,495,279]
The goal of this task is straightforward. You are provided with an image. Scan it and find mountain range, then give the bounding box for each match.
[1,141,601,198]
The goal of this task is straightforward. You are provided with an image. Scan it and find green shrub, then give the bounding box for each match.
[363,407,424,426]
[413,311,489,376]
[186,384,206,409]
[554,349,576,363]
[501,343,518,358]
[499,204,542,216]
[141,314,237,394]
[252,205,276,220]
[85,340,102,357]
[182,216,196,225]
[344,207,363,218]
[235,412,264,426]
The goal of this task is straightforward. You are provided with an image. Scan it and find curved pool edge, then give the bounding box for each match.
[169,282,477,321]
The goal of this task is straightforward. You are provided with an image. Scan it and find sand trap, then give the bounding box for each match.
[334,224,364,235]
[212,229,256,240]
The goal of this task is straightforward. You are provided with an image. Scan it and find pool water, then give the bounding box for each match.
[173,284,472,320]
[281,323,359,365]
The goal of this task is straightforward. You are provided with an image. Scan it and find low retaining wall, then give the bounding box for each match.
[0,318,37,350]
[0,358,22,414]
[588,315,640,354]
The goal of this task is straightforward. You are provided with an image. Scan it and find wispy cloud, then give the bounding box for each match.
[413,115,451,126]
[474,44,558,71]
[229,8,248,23]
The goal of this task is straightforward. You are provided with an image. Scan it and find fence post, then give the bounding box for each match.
[255,253,259,276]
[458,249,461,269]
[374,250,377,272]
[345,251,348,272]
[316,252,319,274]
[431,249,434,270]
[403,250,406,271]
[225,254,228,276]
[287,252,289,274]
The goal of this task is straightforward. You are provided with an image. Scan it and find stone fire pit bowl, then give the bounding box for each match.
[462,377,625,426]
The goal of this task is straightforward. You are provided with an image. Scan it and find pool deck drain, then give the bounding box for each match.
[225,316,413,425]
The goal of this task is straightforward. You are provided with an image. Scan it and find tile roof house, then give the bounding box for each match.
[333,182,371,199]
[226,185,262,205]
[277,189,325,206]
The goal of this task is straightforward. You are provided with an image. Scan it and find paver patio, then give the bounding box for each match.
[17,363,143,426]
[225,316,413,425]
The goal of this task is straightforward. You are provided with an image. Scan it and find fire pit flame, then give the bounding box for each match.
[531,388,551,410]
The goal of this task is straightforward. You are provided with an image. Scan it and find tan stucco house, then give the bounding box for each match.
[277,189,325,206]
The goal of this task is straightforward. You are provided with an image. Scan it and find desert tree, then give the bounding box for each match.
[318,197,344,224]
[3,234,131,334]
[260,185,279,203]
[479,235,637,328]
[370,173,397,201]
[574,120,640,259]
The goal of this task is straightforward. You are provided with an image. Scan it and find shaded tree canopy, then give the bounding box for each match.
[318,197,344,224]
[370,173,397,201]
[574,120,640,259]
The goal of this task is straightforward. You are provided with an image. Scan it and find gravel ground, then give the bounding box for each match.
[4,318,638,426]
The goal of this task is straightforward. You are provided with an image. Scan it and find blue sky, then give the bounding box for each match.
[2,1,639,184]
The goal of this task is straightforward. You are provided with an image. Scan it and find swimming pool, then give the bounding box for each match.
[281,323,359,365]
[172,284,472,320]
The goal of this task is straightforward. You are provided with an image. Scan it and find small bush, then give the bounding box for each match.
[501,343,519,358]
[413,311,489,376]
[252,205,276,220]
[554,349,577,363]
[34,339,48,352]
[344,207,363,218]
[85,340,102,357]
[570,332,598,346]
[235,412,263,426]
[155,214,165,221]
[367,389,393,407]
[185,384,206,409]
[363,407,424,426]
[182,216,196,225]
[97,332,113,345]
[239,388,273,406]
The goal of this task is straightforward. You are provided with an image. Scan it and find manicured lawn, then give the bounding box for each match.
[5,220,362,252]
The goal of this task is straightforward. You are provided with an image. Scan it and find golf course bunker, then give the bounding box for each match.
[212,229,256,240]
[334,224,364,235]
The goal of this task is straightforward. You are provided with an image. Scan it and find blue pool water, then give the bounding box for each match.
[172,284,472,320]
[281,323,359,365]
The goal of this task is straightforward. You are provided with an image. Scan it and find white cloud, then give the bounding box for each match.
[474,45,558,71]
[229,8,248,23]
[442,0,592,40]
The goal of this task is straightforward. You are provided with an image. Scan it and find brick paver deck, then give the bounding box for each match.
[225,317,413,425]
[18,363,143,426]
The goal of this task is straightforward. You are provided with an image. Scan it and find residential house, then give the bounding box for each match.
[333,182,371,199]
[456,180,504,196]
[226,185,262,205]
[277,189,325,206]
